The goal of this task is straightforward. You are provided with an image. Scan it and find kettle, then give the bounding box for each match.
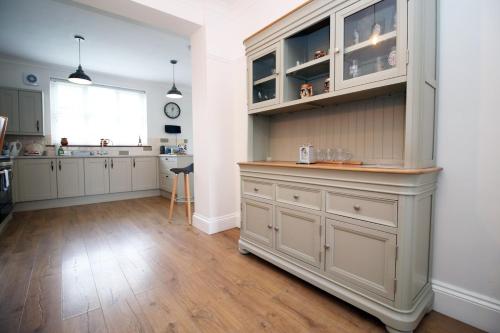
[8,141,22,156]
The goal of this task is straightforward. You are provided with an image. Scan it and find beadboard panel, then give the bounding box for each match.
[268,94,406,164]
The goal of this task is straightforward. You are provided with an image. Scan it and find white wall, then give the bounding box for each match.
[0,56,193,153]
[431,1,500,331]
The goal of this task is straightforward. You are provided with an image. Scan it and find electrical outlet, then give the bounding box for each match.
[160,138,169,143]
[118,150,129,156]
[142,146,152,151]
[184,139,188,143]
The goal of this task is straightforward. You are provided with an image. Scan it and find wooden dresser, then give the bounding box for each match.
[239,1,440,332]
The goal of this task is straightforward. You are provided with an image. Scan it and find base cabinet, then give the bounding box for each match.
[84,158,110,195]
[109,158,132,193]
[132,157,158,191]
[275,206,322,268]
[241,199,273,248]
[16,159,57,201]
[324,218,396,300]
[56,158,84,198]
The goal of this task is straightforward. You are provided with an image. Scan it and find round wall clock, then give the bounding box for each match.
[164,102,181,119]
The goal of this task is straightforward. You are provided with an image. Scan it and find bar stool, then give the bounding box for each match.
[168,163,194,225]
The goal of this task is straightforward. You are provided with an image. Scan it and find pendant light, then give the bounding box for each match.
[68,35,92,85]
[166,59,182,99]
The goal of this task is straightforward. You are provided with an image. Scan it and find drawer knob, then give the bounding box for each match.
[324,244,330,250]
[293,194,299,200]
[274,226,279,231]
[253,187,259,192]
[353,204,361,211]
[267,224,272,229]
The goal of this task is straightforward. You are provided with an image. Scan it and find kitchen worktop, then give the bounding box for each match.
[13,155,159,159]
[158,154,193,157]
[238,161,443,175]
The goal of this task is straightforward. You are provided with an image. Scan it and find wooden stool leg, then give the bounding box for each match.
[168,174,178,222]
[184,173,189,219]
[185,173,192,225]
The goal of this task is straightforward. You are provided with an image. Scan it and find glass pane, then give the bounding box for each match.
[343,0,397,80]
[252,51,276,104]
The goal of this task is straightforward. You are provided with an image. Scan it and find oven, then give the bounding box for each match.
[0,159,13,224]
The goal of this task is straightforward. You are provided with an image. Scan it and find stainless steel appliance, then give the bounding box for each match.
[0,157,13,225]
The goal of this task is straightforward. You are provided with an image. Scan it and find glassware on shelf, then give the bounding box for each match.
[349,60,359,78]
[388,46,397,67]
[333,148,353,162]
[324,78,330,93]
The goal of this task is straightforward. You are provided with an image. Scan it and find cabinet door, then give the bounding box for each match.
[84,158,110,195]
[248,43,281,110]
[57,158,84,198]
[241,199,273,248]
[131,157,158,191]
[324,218,396,300]
[17,159,57,201]
[275,206,322,268]
[109,158,132,193]
[335,0,407,90]
[18,91,43,135]
[0,88,19,133]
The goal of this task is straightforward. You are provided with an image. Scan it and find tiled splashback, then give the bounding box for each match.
[4,135,190,156]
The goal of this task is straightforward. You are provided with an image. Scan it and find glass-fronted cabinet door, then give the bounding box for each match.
[248,43,280,110]
[334,0,407,90]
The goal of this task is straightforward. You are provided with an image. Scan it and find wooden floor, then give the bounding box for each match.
[0,197,482,333]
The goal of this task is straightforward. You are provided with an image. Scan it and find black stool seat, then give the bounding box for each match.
[170,163,194,175]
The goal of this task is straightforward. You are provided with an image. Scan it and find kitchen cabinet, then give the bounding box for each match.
[0,88,43,135]
[109,157,132,193]
[0,88,19,134]
[16,158,57,201]
[84,158,110,195]
[132,157,158,191]
[334,0,407,90]
[324,218,397,300]
[158,155,193,201]
[275,206,322,268]
[248,43,280,109]
[56,158,84,198]
[241,198,273,248]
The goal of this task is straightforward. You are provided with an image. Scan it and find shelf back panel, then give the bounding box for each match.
[267,93,405,165]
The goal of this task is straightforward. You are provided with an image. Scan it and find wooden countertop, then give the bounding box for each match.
[238,161,443,175]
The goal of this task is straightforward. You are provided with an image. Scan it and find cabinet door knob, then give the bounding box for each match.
[36,120,40,132]
[267,224,272,229]
[334,47,340,54]
[353,204,361,211]
[111,159,114,168]
[104,160,107,169]
[133,158,136,168]
[293,194,299,200]
[274,226,279,231]
[50,160,54,171]
[324,244,330,250]
[58,160,61,171]
[253,187,259,192]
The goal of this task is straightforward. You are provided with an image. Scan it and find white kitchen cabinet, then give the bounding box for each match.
[84,158,110,195]
[0,88,19,134]
[17,158,57,201]
[241,198,274,249]
[132,157,158,191]
[56,158,84,198]
[109,157,132,193]
[18,90,43,135]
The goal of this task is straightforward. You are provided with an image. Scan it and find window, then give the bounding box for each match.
[50,80,147,145]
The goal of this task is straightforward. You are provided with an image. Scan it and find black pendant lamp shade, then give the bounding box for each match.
[166,59,182,98]
[68,35,92,85]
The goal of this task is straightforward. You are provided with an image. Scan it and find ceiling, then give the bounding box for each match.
[0,0,192,85]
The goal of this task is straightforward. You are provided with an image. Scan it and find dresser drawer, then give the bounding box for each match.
[276,184,322,211]
[242,178,274,200]
[326,190,398,227]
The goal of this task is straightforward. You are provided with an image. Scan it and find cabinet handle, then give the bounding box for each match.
[353,204,361,211]
[133,158,136,168]
[253,187,259,192]
[324,244,330,250]
[58,160,61,171]
[111,159,114,168]
[105,160,107,169]
[36,120,40,132]
[274,226,279,231]
[293,194,299,200]
[50,160,54,171]
[267,224,272,229]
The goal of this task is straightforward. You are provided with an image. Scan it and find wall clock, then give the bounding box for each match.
[164,102,181,119]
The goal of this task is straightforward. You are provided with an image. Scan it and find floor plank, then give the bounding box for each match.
[0,197,484,333]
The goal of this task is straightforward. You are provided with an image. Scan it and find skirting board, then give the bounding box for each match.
[432,279,500,333]
[13,190,160,212]
[192,211,239,234]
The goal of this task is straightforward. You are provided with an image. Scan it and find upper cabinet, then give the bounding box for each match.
[248,43,280,109]
[245,0,408,114]
[0,88,44,135]
[335,0,407,90]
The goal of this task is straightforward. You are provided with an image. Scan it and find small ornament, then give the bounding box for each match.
[138,136,142,146]
[349,60,359,78]
[324,78,330,93]
[353,29,360,45]
[60,137,68,146]
[314,50,327,59]
[300,83,313,98]
[372,23,382,36]
[388,47,397,67]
